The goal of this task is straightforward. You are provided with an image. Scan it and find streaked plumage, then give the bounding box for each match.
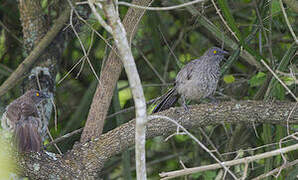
[153,47,228,113]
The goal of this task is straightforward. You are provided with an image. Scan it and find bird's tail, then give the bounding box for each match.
[152,87,179,113]
[14,116,42,152]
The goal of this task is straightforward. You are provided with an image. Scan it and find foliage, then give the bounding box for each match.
[0,0,297,179]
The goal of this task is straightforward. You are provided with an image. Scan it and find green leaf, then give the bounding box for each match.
[223,74,235,84]
[174,134,190,142]
[249,72,266,87]
[118,81,132,108]
[281,76,295,86]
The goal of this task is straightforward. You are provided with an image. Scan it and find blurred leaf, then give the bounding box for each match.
[223,74,235,84]
[118,80,132,108]
[174,134,190,142]
[0,131,16,179]
[203,170,217,179]
[217,0,242,40]
[190,172,202,179]
[249,72,266,87]
[271,0,281,14]
[281,76,295,86]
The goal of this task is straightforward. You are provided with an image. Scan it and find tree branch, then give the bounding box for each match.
[0,7,70,97]
[19,101,298,179]
[100,1,148,179]
[81,0,153,142]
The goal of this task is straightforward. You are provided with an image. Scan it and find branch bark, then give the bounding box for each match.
[19,101,298,179]
[101,1,148,179]
[0,7,70,97]
[81,0,153,142]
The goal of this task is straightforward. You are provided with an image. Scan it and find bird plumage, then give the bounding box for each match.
[152,47,228,113]
[1,89,49,152]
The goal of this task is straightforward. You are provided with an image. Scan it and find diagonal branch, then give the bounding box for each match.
[0,8,71,97]
[160,142,298,179]
[19,101,298,179]
[81,0,153,142]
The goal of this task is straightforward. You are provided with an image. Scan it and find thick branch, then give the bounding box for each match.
[81,0,153,142]
[0,8,70,97]
[102,1,148,179]
[20,101,298,179]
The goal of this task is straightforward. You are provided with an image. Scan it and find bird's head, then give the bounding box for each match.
[26,90,50,104]
[205,47,228,60]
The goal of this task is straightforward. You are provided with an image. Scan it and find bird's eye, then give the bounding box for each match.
[213,50,217,54]
[36,92,40,97]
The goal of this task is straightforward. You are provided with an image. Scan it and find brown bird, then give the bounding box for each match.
[1,89,49,152]
[153,47,228,113]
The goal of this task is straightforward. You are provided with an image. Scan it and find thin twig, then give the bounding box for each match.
[67,0,100,83]
[116,0,206,11]
[57,56,85,84]
[76,30,95,78]
[0,20,23,44]
[46,128,62,154]
[149,115,238,180]
[134,45,166,84]
[158,26,180,68]
[279,0,298,44]
[210,0,239,42]
[286,102,298,135]
[252,159,298,180]
[261,59,298,101]
[107,97,159,119]
[44,128,83,148]
[0,8,71,97]
[160,142,298,179]
[89,2,112,33]
[35,72,62,154]
[221,138,294,157]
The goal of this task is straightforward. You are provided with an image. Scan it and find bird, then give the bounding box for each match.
[152,47,228,113]
[1,89,49,152]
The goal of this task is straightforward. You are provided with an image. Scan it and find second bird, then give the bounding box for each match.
[152,47,228,113]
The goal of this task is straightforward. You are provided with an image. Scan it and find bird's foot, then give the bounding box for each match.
[183,103,190,113]
[209,96,219,104]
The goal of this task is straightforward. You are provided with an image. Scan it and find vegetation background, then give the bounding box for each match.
[0,0,297,179]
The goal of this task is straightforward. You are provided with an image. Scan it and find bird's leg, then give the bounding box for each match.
[208,96,219,104]
[181,96,190,112]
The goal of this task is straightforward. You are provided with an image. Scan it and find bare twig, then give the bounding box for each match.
[89,2,112,33]
[279,0,298,44]
[149,115,238,180]
[36,72,62,154]
[116,0,206,11]
[158,27,180,68]
[160,142,298,179]
[210,0,239,42]
[0,8,71,97]
[44,128,83,148]
[89,1,149,179]
[261,59,298,101]
[221,138,294,157]
[286,102,298,135]
[134,45,166,84]
[252,159,298,180]
[46,128,62,155]
[67,1,100,83]
[0,20,22,44]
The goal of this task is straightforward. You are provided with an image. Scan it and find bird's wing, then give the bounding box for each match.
[176,59,203,83]
[21,102,38,117]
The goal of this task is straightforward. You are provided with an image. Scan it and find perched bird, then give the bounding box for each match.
[1,89,49,152]
[152,47,228,113]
